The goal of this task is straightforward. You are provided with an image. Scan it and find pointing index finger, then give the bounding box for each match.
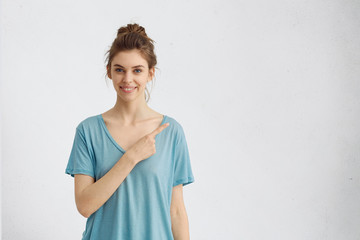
[149,122,169,137]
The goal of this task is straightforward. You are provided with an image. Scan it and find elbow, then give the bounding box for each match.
[75,193,94,218]
[170,207,187,220]
[76,202,93,218]
[77,206,92,218]
[79,209,91,218]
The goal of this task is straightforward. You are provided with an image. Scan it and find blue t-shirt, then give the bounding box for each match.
[65,114,195,240]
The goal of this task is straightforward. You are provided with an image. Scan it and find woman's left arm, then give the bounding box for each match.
[170,184,190,240]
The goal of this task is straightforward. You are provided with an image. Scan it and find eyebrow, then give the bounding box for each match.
[113,64,145,68]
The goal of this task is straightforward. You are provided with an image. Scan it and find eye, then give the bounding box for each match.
[134,69,142,73]
[115,68,124,72]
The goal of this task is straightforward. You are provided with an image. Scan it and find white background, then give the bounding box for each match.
[1,0,360,239]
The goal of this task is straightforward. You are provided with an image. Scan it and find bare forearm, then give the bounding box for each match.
[77,153,137,217]
[171,211,190,240]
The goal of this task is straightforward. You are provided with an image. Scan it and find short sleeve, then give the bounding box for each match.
[65,126,95,178]
[173,126,195,187]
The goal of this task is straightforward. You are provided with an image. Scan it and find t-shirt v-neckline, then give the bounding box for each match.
[97,114,167,153]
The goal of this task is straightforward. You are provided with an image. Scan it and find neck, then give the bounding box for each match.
[111,94,153,125]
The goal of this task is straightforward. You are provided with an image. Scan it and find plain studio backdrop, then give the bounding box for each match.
[1,0,360,239]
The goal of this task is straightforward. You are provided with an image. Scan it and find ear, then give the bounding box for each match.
[106,65,112,79]
[148,67,155,82]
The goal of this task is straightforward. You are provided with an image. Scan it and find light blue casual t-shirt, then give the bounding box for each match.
[65,114,194,240]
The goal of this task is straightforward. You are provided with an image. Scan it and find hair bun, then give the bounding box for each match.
[117,23,147,37]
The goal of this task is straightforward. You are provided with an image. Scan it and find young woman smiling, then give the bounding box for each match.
[65,23,195,240]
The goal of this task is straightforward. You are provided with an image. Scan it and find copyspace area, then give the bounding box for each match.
[1,0,360,239]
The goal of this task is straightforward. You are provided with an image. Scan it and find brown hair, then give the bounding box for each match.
[105,23,157,102]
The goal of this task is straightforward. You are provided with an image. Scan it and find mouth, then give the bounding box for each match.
[120,86,137,93]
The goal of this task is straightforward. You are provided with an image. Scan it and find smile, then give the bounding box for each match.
[120,86,136,93]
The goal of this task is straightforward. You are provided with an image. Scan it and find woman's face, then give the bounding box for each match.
[108,49,154,103]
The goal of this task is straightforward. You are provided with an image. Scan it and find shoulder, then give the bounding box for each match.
[164,115,185,131]
[75,114,100,132]
[163,115,188,141]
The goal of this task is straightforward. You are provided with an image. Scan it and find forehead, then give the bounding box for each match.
[112,49,148,67]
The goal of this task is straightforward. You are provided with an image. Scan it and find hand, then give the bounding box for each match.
[125,122,170,164]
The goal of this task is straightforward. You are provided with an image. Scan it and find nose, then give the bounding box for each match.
[123,71,133,83]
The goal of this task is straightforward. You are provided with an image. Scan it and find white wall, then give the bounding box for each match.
[1,0,360,239]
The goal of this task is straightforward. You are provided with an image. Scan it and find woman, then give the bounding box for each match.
[65,23,195,240]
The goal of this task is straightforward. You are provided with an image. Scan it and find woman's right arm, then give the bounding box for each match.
[74,152,136,218]
[74,122,169,218]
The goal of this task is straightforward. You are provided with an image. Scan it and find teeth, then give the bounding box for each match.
[123,88,134,91]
